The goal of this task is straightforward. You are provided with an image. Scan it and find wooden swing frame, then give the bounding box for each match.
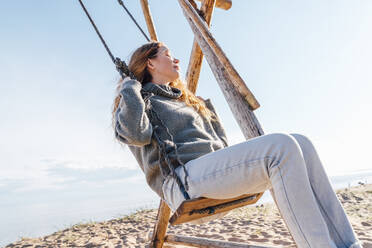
[139,0,274,247]
[77,0,278,246]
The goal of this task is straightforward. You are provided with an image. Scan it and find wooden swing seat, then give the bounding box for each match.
[150,193,279,248]
[170,192,264,225]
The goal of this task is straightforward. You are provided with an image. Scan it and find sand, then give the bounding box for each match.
[5,184,372,248]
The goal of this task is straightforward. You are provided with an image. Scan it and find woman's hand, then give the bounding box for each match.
[118,76,133,92]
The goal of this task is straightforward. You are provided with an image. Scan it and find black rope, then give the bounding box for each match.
[78,0,189,200]
[78,0,115,63]
[78,0,139,80]
[117,0,151,42]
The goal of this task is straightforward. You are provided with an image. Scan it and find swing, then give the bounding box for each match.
[78,0,274,247]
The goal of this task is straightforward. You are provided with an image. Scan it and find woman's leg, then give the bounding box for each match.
[285,133,362,248]
[172,133,337,248]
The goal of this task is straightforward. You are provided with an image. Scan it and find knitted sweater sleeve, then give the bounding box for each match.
[204,98,229,147]
[114,79,153,146]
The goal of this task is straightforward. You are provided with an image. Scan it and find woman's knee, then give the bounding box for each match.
[264,133,304,171]
[289,133,315,152]
[268,132,300,150]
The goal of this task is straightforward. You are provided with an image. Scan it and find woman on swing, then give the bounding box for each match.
[112,41,361,248]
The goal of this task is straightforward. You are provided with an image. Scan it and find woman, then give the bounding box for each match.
[112,41,362,248]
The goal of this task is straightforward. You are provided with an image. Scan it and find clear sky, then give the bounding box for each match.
[1,0,372,196]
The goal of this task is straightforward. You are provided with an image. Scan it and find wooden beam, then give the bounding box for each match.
[178,0,260,111]
[150,200,171,248]
[186,0,216,93]
[165,234,277,248]
[178,0,263,138]
[140,0,158,41]
[187,0,198,10]
[195,0,232,10]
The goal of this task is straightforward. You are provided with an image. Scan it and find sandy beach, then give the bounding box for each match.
[5,184,372,248]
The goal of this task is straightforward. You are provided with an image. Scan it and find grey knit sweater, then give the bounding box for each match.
[114,79,228,198]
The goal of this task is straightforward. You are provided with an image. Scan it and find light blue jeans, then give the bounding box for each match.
[162,133,362,248]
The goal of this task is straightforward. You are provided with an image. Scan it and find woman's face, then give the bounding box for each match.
[147,46,180,85]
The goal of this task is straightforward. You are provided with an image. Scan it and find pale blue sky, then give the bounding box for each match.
[1,1,372,244]
[1,0,372,195]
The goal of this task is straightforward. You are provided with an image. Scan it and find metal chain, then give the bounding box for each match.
[153,130,190,200]
[148,105,191,190]
[143,92,191,200]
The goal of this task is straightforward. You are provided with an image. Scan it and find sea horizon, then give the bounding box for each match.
[1,168,371,247]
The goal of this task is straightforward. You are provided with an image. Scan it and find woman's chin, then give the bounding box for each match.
[170,72,180,81]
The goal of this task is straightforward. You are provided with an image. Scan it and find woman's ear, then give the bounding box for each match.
[147,59,155,71]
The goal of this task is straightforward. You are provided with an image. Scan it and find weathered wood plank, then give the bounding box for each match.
[150,200,171,248]
[178,0,263,138]
[186,0,216,93]
[178,0,260,111]
[177,193,260,213]
[170,193,263,225]
[195,0,232,10]
[140,0,158,41]
[187,0,198,10]
[165,234,277,248]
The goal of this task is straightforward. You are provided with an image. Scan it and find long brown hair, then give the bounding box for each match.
[111,41,215,135]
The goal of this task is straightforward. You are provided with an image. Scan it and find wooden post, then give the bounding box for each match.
[150,200,171,248]
[186,0,216,93]
[178,0,263,138]
[195,0,232,10]
[178,0,260,111]
[140,0,158,41]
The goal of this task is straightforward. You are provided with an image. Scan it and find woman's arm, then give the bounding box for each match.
[115,79,153,146]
